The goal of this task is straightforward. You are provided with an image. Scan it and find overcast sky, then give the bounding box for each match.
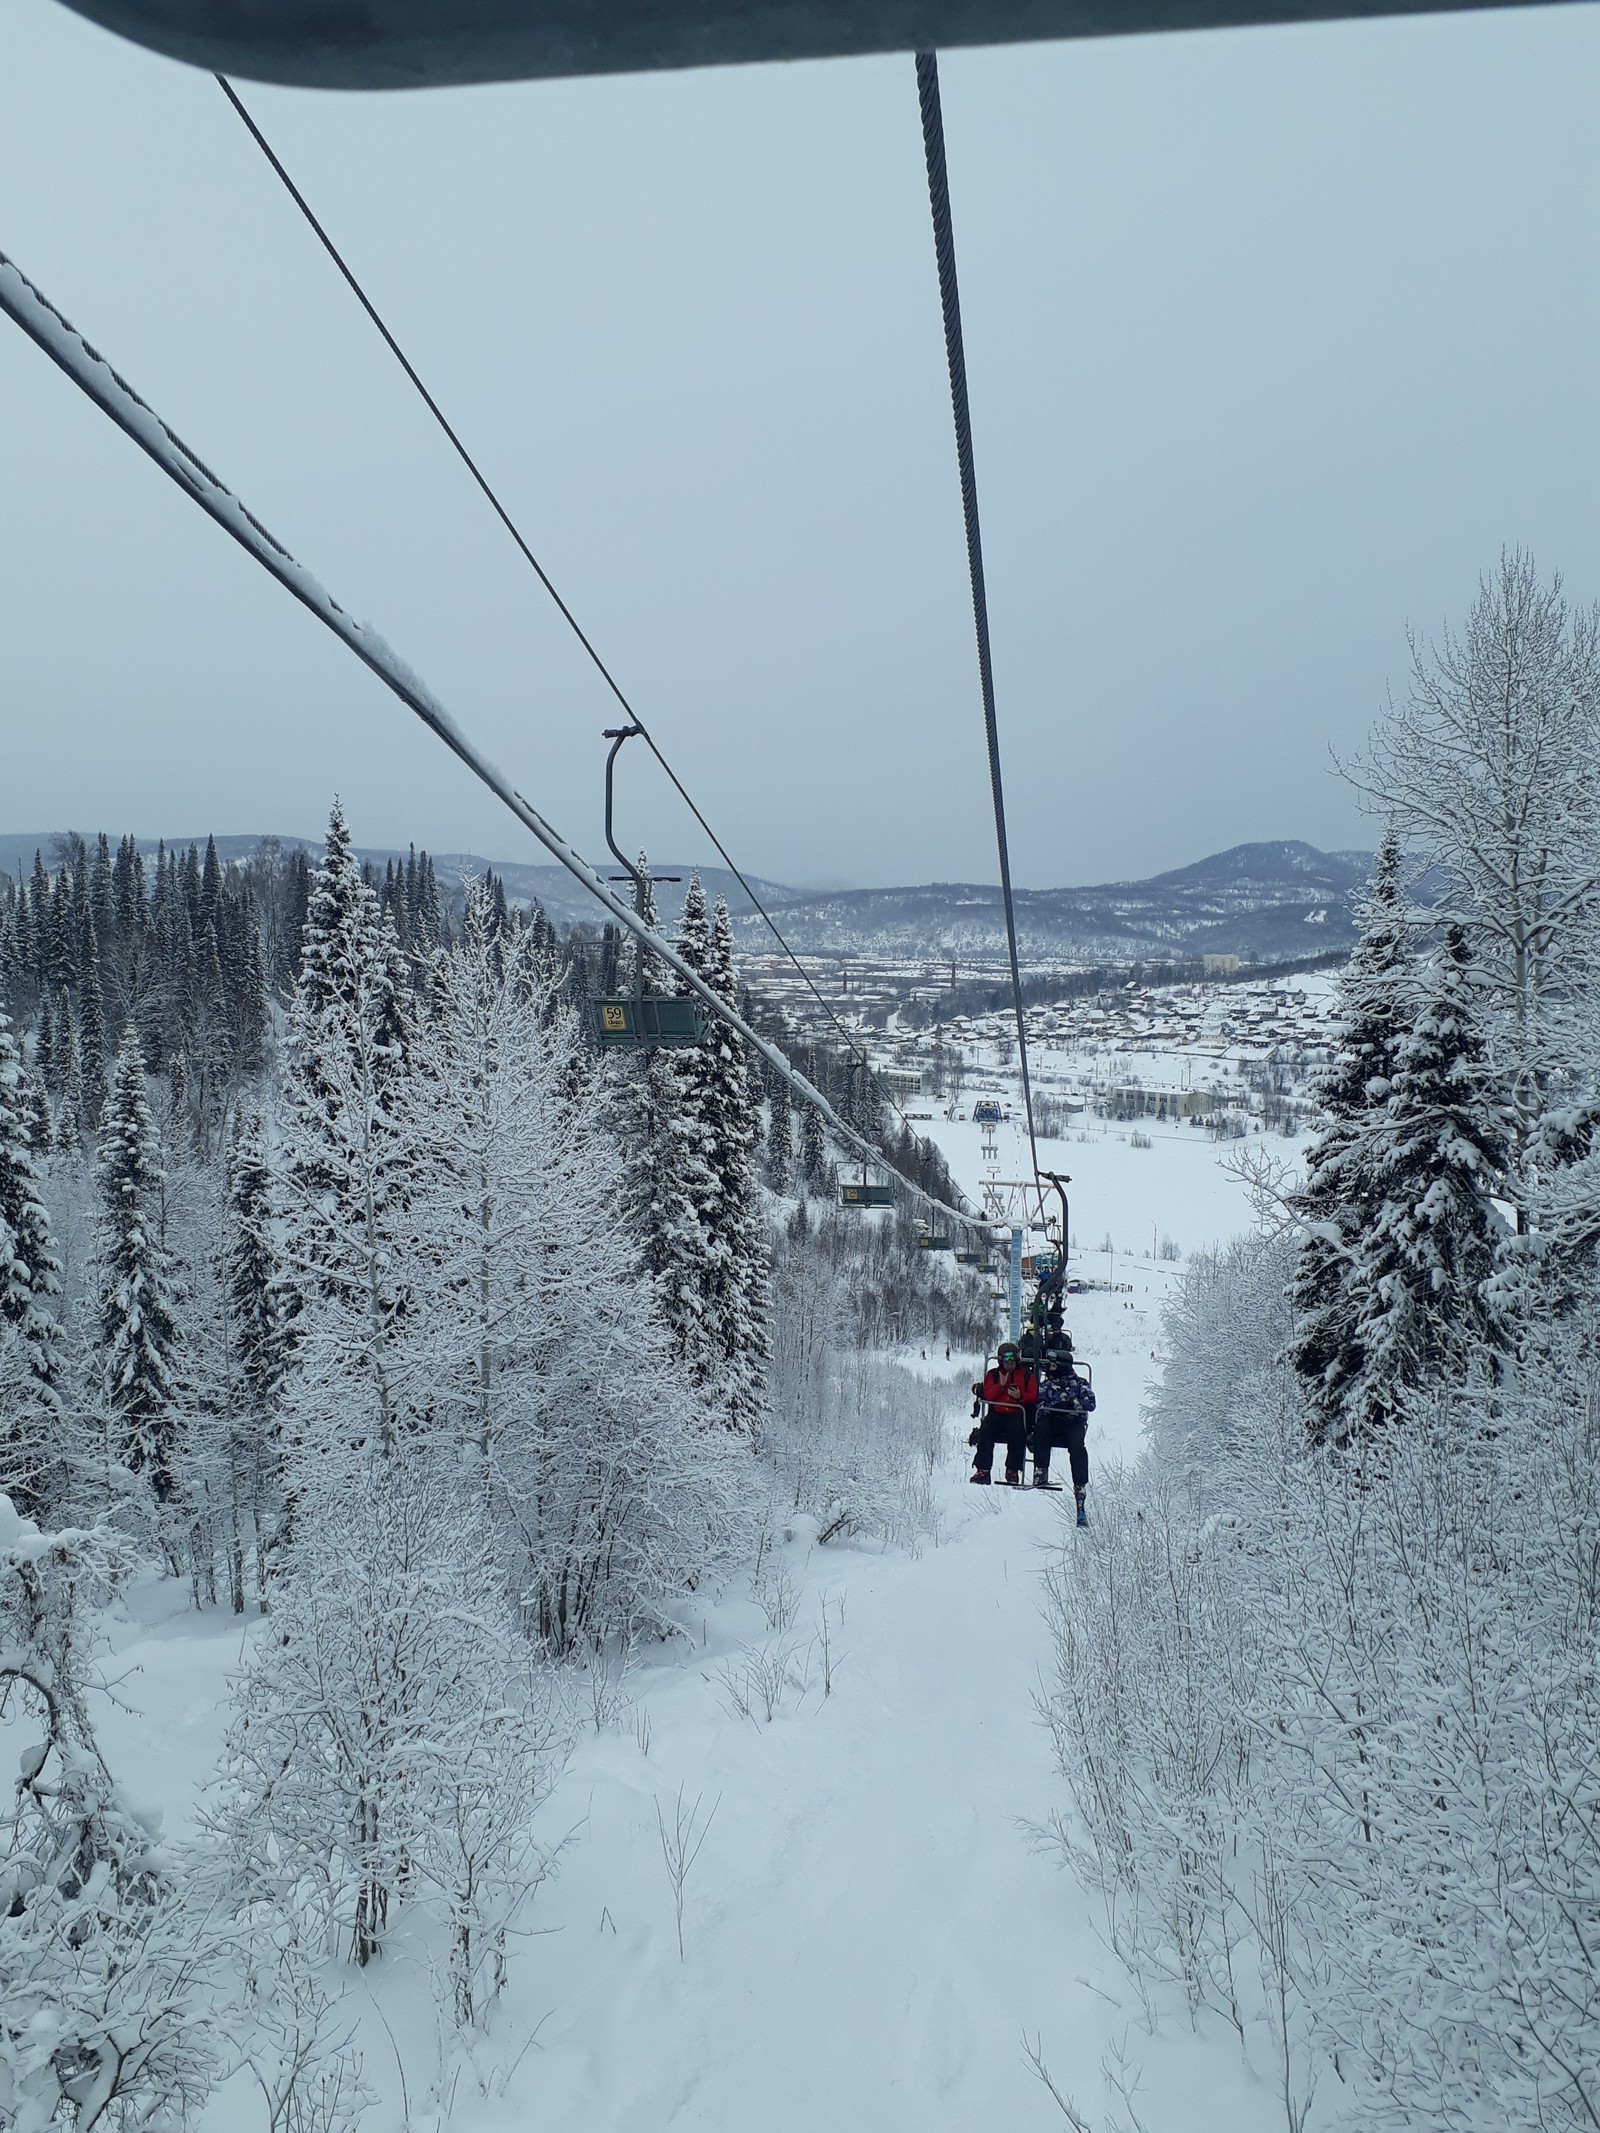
[2,0,1597,891]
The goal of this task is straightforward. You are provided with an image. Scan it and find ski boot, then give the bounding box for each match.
[1075,1489,1088,1529]
[969,1468,992,1486]
[1002,1467,1024,1489]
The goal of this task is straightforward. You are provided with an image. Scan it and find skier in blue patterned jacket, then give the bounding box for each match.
[1031,1335,1096,1515]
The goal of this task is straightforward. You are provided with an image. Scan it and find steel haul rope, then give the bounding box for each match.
[214,75,925,1156]
[0,246,988,1239]
[914,49,1043,1200]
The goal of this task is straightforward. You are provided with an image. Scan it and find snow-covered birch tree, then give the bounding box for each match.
[1351,549,1600,1197]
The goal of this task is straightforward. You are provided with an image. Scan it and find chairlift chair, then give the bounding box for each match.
[589,724,710,1051]
[840,1173,896,1208]
[591,994,708,1047]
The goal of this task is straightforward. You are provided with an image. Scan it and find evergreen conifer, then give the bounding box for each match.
[767,1068,793,1194]
[1349,926,1512,1432]
[77,918,107,1129]
[0,1008,65,1515]
[705,896,771,1423]
[97,1031,181,1502]
[1289,831,1413,1443]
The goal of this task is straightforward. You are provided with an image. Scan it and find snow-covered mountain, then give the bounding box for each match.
[729,840,1371,963]
[0,833,1369,961]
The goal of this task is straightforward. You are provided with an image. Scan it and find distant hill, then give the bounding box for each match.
[0,833,1370,963]
[725,840,1372,964]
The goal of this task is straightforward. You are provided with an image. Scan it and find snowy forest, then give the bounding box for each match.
[1044,553,1600,2130]
[5,553,1600,2133]
[0,797,988,2129]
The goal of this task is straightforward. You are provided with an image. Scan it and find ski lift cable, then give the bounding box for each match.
[212,77,927,1148]
[0,247,989,1238]
[913,52,1042,1199]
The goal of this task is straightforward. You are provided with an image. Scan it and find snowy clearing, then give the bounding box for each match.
[75,1120,1282,2133]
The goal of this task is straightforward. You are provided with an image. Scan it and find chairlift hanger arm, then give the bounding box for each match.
[602,723,646,908]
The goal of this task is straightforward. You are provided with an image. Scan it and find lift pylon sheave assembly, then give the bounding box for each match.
[590,724,710,1051]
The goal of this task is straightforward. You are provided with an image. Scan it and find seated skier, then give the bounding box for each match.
[969,1340,1039,1486]
[1031,1335,1096,1525]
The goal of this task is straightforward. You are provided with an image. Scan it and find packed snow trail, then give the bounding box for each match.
[86,1129,1285,2132]
[480,1459,1281,2131]
[97,1444,1281,2133]
[93,1450,1288,2115]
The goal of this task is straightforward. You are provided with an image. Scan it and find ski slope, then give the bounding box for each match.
[86,1124,1281,2131]
[100,1478,1280,2133]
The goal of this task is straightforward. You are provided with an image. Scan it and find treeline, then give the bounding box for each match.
[0,792,990,2128]
[1045,552,1600,2131]
[0,830,464,1157]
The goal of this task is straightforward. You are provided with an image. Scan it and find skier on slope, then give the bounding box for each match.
[1030,1334,1096,1526]
[969,1341,1038,1486]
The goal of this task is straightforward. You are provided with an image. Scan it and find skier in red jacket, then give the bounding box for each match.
[969,1341,1039,1485]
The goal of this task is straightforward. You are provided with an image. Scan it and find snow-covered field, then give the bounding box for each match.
[85,1117,1277,2132]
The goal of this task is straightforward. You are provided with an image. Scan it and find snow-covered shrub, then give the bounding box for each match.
[764,1337,954,1548]
[1144,1228,1296,1477]
[0,1494,220,2132]
[214,1453,561,2010]
[1045,1266,1600,2129]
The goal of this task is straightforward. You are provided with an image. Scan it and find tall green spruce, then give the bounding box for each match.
[625,876,772,1429]
[767,1064,793,1193]
[1289,831,1413,1443]
[279,801,412,1451]
[610,857,686,1294]
[0,1009,65,1515]
[1348,925,1511,1432]
[654,876,722,1388]
[706,895,771,1423]
[224,1108,285,1604]
[97,1031,181,1503]
[801,1100,829,1190]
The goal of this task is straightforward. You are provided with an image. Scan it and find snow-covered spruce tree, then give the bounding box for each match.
[766,1063,792,1194]
[799,1098,827,1189]
[401,887,748,1648]
[607,857,692,1298]
[57,1031,84,1158]
[233,912,269,1079]
[0,1009,65,1518]
[1346,924,1512,1434]
[651,876,721,1387]
[1288,830,1413,1443]
[26,1073,54,1164]
[0,1493,220,2130]
[96,1031,182,1510]
[222,1110,284,1606]
[704,896,771,1427]
[277,801,411,1458]
[76,920,107,1133]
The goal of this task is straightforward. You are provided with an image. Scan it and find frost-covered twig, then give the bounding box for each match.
[653,1785,720,1961]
